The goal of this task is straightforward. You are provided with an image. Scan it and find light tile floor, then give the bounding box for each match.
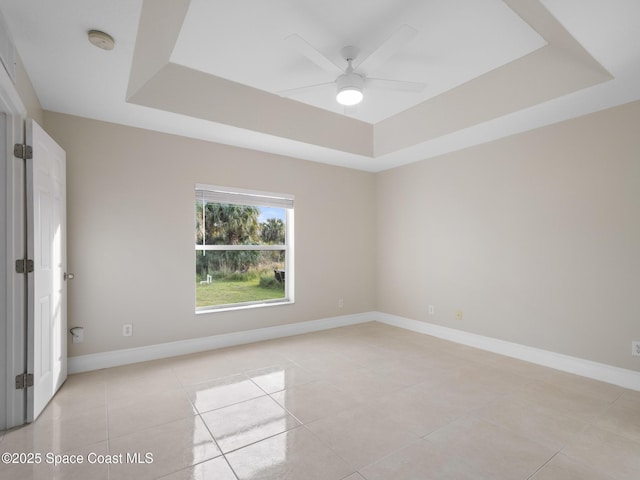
[1,321,639,479]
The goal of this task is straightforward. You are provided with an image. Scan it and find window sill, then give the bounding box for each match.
[196,299,294,315]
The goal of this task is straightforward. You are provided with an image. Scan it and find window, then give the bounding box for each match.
[195,184,294,312]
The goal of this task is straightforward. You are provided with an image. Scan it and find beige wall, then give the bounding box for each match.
[43,112,376,357]
[376,100,640,371]
[42,100,640,372]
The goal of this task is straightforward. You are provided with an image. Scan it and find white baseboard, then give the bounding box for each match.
[375,312,640,391]
[68,311,640,391]
[67,312,373,374]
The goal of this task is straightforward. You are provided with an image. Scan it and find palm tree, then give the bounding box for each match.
[196,202,262,274]
[201,203,261,245]
[261,218,285,244]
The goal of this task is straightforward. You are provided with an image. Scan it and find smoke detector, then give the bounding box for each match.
[88,30,115,51]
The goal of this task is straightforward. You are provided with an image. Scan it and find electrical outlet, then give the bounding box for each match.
[338,299,344,308]
[123,324,133,337]
[70,327,84,344]
[428,305,435,315]
[456,310,463,320]
[632,341,640,356]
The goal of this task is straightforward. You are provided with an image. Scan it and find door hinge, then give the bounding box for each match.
[15,373,34,390]
[15,258,34,274]
[13,143,33,160]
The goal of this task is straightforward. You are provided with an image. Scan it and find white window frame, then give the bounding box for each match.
[195,184,294,313]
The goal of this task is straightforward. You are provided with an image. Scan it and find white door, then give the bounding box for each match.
[26,119,67,421]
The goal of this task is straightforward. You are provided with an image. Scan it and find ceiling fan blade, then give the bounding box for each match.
[277,81,335,97]
[365,77,426,92]
[285,34,344,75]
[353,24,417,73]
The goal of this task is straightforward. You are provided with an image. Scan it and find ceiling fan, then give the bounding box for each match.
[281,25,426,108]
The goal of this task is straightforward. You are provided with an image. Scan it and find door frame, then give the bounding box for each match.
[0,61,27,430]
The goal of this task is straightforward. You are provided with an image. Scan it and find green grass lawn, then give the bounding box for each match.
[196,277,284,307]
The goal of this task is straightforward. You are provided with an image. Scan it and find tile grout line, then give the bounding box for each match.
[525,450,562,480]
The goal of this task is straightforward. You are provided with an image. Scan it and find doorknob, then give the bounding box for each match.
[64,272,74,280]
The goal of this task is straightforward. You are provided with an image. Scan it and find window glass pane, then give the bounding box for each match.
[196,250,285,308]
[196,202,286,246]
[258,207,287,245]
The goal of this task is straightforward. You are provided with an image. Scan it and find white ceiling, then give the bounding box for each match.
[0,0,639,172]
[172,0,546,123]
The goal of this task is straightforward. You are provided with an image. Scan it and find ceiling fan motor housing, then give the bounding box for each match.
[337,72,364,89]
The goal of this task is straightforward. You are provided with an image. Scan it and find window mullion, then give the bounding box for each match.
[195,244,286,251]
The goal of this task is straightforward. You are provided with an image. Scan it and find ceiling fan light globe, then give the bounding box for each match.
[336,72,364,106]
[336,87,363,106]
